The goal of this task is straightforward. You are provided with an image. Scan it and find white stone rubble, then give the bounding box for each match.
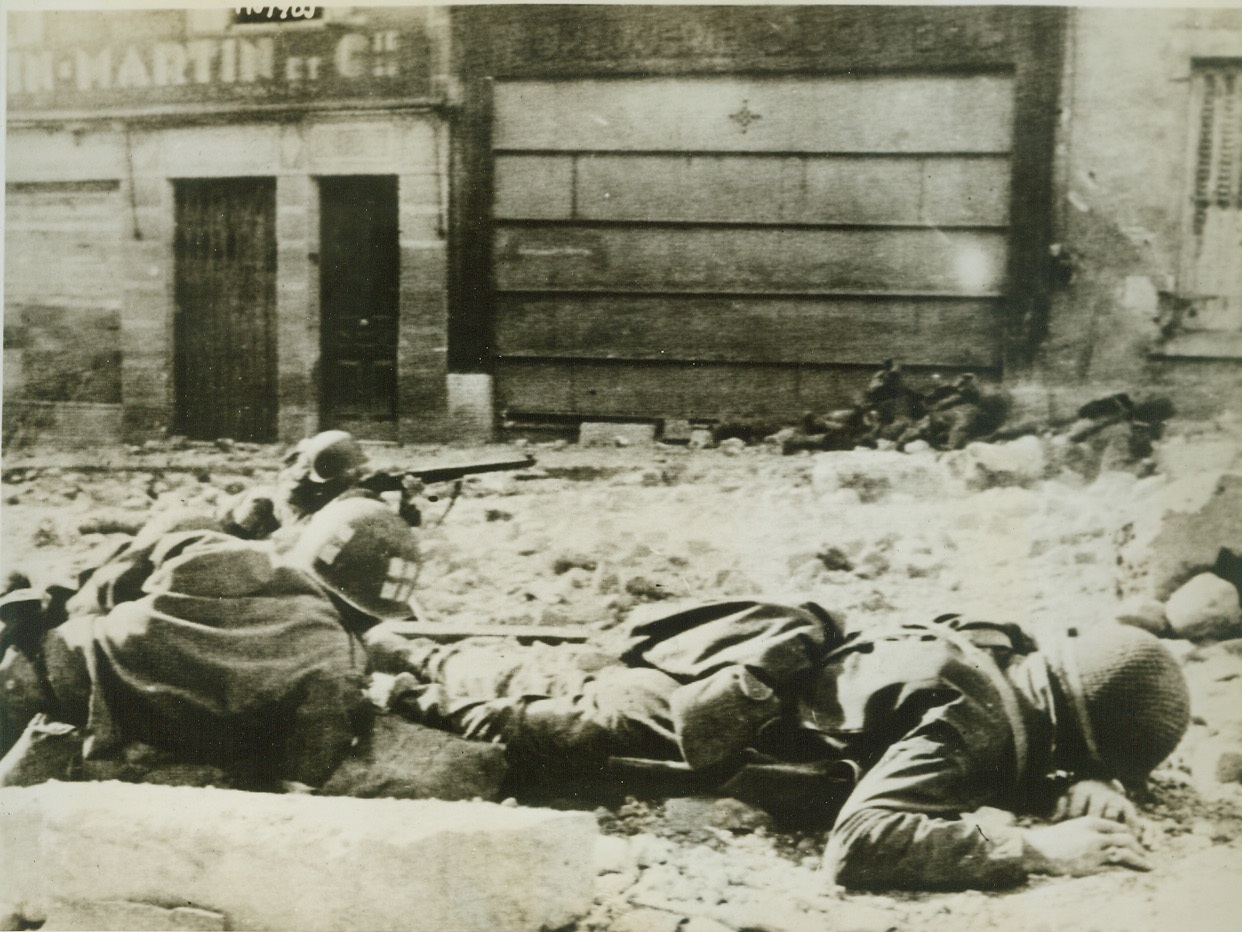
[0,781,596,932]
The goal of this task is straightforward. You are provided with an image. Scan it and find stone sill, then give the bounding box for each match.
[1152,331,1242,360]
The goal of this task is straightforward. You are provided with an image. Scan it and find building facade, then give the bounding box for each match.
[6,7,455,445]
[1035,6,1242,420]
[5,6,1241,446]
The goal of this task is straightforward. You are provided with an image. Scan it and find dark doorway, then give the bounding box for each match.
[318,175,399,438]
[173,177,278,443]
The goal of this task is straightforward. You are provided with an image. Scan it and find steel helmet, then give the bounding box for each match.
[295,430,368,484]
[1044,624,1190,785]
[289,497,419,619]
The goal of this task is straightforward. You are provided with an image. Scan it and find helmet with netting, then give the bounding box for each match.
[289,497,419,619]
[1045,624,1190,785]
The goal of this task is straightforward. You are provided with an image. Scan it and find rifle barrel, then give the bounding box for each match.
[408,455,537,485]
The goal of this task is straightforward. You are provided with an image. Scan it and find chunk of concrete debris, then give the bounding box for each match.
[580,422,657,448]
[1216,752,1242,785]
[320,714,508,801]
[1118,472,1242,602]
[1165,573,1242,641]
[0,781,596,932]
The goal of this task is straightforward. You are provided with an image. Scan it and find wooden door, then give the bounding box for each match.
[173,177,277,442]
[318,175,399,437]
[491,75,1014,421]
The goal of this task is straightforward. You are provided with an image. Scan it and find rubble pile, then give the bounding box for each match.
[1,412,1240,931]
[703,361,1179,492]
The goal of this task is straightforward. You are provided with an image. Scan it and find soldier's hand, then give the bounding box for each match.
[1022,817,1151,876]
[1052,778,1138,828]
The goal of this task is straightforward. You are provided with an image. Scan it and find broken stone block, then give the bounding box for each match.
[1165,573,1242,641]
[1118,472,1242,602]
[320,714,508,801]
[0,781,597,932]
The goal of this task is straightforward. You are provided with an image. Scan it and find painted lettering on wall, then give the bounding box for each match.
[4,20,440,112]
[8,31,400,96]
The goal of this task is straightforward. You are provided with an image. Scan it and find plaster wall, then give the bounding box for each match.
[4,114,451,445]
[1038,7,1242,419]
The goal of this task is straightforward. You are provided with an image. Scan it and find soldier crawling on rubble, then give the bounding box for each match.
[366,600,1190,891]
[0,431,418,636]
[221,428,423,540]
[0,497,421,790]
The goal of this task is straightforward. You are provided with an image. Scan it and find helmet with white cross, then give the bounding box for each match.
[289,497,419,619]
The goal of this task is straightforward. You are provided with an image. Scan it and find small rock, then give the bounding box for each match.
[816,546,853,572]
[718,438,746,456]
[1215,752,1242,784]
[631,833,675,868]
[688,429,715,450]
[626,576,675,601]
[903,439,932,454]
[1165,573,1242,641]
[663,796,773,836]
[554,552,599,574]
[320,715,507,801]
[1115,597,1171,636]
[1,904,41,932]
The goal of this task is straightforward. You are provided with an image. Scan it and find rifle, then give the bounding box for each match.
[355,454,537,494]
[353,455,537,527]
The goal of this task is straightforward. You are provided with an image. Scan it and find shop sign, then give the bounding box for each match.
[8,16,436,112]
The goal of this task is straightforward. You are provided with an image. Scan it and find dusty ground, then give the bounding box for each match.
[3,421,1242,932]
